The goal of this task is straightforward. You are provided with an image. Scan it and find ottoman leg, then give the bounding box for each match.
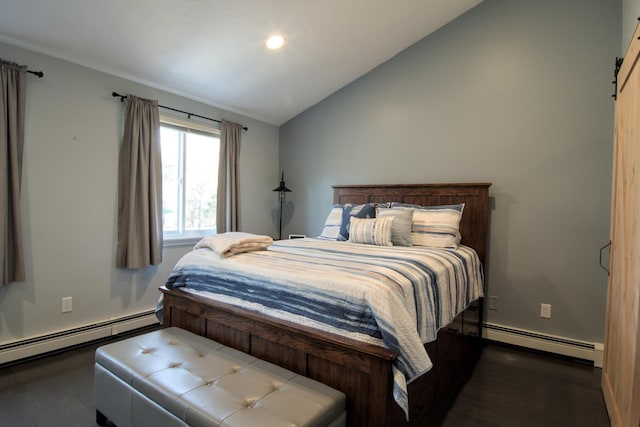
[96,409,108,426]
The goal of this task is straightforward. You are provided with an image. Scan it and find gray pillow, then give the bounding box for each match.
[376,207,414,246]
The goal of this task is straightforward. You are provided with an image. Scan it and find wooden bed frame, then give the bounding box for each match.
[160,183,491,426]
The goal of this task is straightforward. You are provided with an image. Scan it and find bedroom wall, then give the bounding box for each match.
[0,41,279,344]
[623,0,640,51]
[279,0,619,345]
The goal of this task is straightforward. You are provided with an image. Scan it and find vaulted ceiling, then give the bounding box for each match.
[0,0,483,125]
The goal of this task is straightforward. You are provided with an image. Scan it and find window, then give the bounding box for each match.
[160,116,220,242]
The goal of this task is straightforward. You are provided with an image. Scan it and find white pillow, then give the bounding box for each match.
[348,217,394,246]
[318,205,343,240]
[391,203,464,248]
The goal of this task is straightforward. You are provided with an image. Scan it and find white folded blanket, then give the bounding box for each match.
[194,232,274,257]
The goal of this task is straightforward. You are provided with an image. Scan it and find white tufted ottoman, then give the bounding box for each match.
[95,327,346,427]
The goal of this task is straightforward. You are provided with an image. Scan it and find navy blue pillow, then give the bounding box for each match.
[337,203,377,241]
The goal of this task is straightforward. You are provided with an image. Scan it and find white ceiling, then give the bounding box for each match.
[0,0,482,126]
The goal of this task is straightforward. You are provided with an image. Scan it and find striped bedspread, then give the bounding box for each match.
[164,238,484,417]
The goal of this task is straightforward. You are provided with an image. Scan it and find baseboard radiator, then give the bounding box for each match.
[0,310,159,366]
[0,316,605,368]
[483,322,604,368]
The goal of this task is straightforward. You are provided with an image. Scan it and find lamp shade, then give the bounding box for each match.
[273,171,292,193]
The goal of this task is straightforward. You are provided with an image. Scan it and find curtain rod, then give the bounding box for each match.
[111,92,247,131]
[0,58,43,77]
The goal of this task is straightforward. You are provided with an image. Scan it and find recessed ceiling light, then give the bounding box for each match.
[266,35,284,50]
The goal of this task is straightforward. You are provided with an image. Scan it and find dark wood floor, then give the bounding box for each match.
[0,329,610,426]
[441,343,610,427]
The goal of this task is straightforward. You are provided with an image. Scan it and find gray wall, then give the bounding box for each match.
[279,0,619,343]
[623,0,640,51]
[0,42,279,344]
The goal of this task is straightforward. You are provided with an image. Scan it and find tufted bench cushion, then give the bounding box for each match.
[95,327,346,427]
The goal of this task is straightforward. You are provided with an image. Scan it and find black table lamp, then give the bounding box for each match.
[273,171,292,240]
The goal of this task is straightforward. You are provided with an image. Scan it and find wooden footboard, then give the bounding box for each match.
[161,286,399,426]
[161,286,482,426]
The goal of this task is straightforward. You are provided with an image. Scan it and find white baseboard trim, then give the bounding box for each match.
[0,311,159,365]
[0,316,605,368]
[593,342,604,368]
[483,322,604,367]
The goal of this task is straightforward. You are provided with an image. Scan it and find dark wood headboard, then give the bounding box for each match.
[333,183,491,264]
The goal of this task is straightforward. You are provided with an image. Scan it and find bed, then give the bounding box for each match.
[159,183,491,426]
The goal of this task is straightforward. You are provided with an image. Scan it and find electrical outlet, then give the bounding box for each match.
[540,303,551,319]
[488,296,499,310]
[61,297,72,313]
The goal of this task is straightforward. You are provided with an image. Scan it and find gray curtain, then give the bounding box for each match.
[116,95,163,269]
[0,60,26,286]
[216,120,243,233]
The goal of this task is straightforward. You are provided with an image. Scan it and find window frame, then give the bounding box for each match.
[160,114,220,247]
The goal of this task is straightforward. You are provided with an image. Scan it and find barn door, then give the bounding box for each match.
[601,22,640,427]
